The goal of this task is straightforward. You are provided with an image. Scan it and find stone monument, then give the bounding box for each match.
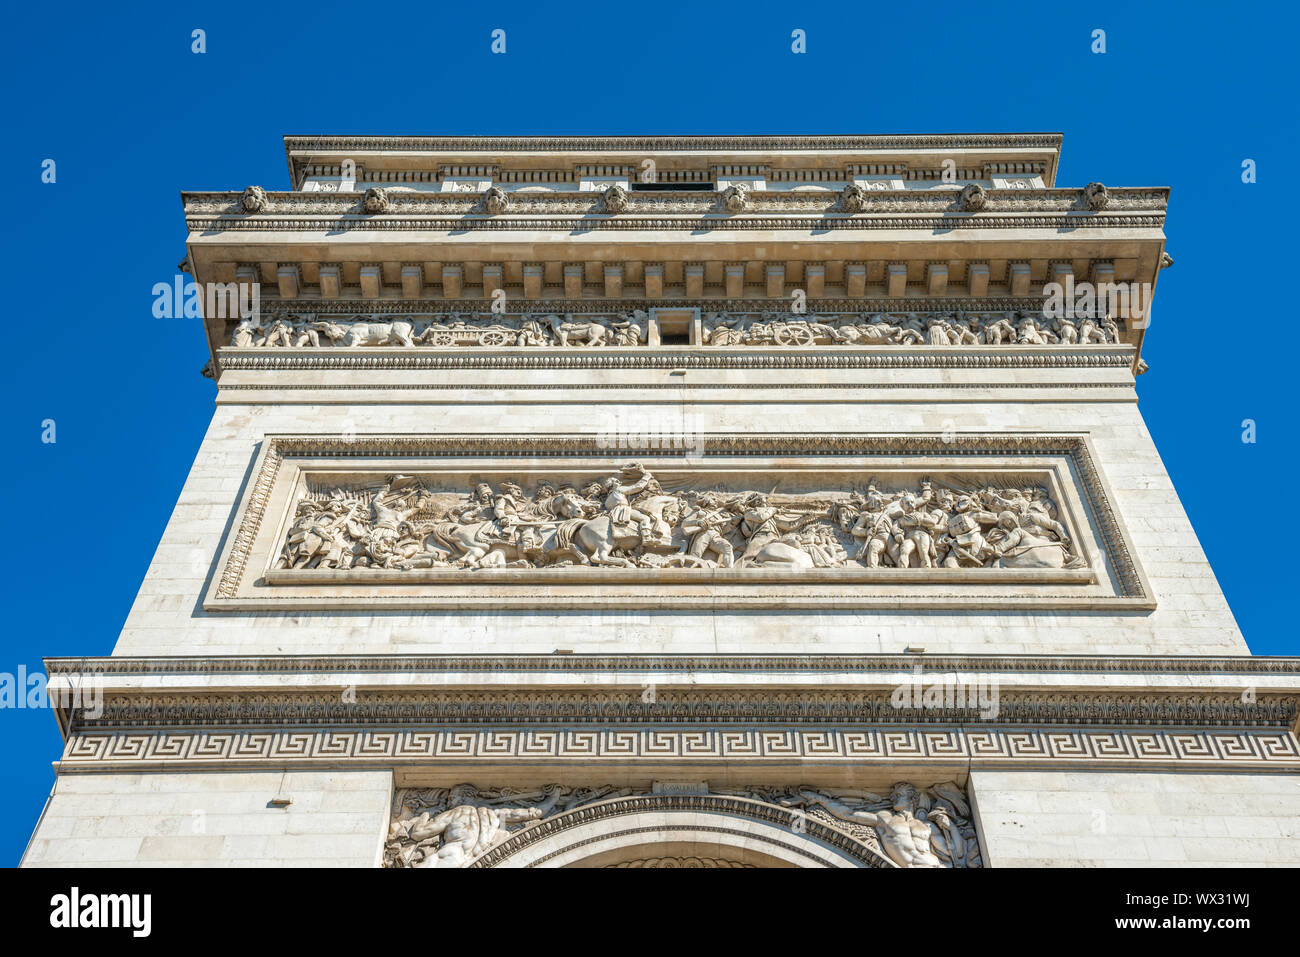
[22,134,1300,868]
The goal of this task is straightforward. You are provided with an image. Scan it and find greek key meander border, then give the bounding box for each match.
[57,727,1300,773]
[211,433,1146,603]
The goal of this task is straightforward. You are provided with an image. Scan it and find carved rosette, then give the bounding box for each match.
[483,185,509,215]
[363,186,391,214]
[721,184,749,212]
[1084,182,1109,210]
[240,186,268,213]
[958,184,988,212]
[839,183,867,213]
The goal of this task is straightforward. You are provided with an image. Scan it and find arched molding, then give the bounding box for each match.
[468,793,895,869]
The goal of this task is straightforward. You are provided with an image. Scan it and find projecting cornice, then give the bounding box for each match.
[281,132,1066,187]
[182,186,1165,230]
[41,655,1300,773]
[284,132,1065,152]
[44,652,1300,681]
[182,135,1168,380]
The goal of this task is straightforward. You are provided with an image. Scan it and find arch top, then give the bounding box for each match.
[468,792,895,870]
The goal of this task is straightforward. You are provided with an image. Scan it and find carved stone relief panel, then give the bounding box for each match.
[205,435,1151,611]
[271,469,1085,574]
[222,309,1121,352]
[384,781,982,869]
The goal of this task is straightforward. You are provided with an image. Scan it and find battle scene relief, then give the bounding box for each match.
[276,464,1085,573]
[229,308,1122,350]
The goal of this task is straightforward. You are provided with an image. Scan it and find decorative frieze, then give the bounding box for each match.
[225,309,1120,351]
[183,187,1169,232]
[283,132,1066,155]
[72,689,1300,731]
[385,781,981,868]
[57,726,1300,774]
[205,432,1150,610]
[274,468,1084,573]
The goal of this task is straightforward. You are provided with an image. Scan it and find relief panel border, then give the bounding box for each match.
[206,433,1151,611]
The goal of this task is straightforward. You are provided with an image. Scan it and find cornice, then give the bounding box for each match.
[71,690,1300,732]
[217,345,1135,373]
[189,214,1164,235]
[282,134,1066,189]
[283,132,1065,154]
[183,187,1165,233]
[48,655,1300,771]
[47,653,1300,679]
[187,187,1165,215]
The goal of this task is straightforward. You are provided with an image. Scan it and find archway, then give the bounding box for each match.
[468,793,895,869]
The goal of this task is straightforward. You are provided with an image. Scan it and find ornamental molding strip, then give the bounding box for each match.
[44,653,1300,679]
[56,726,1300,775]
[183,187,1166,232]
[228,296,1056,316]
[283,132,1065,153]
[204,432,1152,611]
[185,188,1166,214]
[217,347,1135,373]
[187,215,1166,235]
[214,381,1135,395]
[69,690,1300,732]
[604,858,755,868]
[224,309,1121,351]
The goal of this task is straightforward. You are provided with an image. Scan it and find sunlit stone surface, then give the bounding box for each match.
[22,135,1300,868]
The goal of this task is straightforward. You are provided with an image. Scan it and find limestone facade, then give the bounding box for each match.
[22,134,1300,868]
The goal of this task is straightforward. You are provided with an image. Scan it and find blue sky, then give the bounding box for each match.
[1,0,1295,864]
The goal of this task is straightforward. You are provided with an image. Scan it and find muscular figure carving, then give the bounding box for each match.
[681,493,738,567]
[388,786,543,868]
[798,783,945,869]
[602,464,655,542]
